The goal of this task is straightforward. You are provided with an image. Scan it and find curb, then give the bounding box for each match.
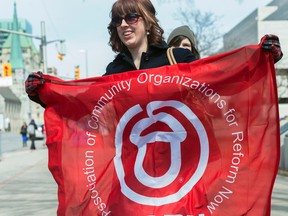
[278,169,288,177]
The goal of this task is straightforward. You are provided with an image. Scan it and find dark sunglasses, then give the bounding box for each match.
[111,13,141,27]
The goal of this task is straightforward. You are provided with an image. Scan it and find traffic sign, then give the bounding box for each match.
[2,63,12,76]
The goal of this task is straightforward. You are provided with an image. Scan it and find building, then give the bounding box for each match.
[223,0,288,117]
[223,0,288,170]
[0,2,43,131]
[0,87,21,132]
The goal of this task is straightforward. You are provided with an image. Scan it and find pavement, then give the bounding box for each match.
[0,142,58,216]
[0,141,287,216]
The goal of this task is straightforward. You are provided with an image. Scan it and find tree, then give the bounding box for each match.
[174,4,222,57]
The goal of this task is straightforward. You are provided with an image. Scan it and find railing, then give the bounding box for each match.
[280,122,288,135]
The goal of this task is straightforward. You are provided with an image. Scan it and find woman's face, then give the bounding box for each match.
[178,38,192,51]
[116,14,148,51]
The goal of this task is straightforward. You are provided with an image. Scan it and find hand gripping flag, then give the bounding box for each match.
[38,43,280,216]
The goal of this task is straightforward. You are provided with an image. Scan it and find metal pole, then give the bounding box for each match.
[85,50,88,78]
[41,21,48,74]
[1,26,64,74]
[0,130,2,161]
[80,49,88,78]
[0,28,41,39]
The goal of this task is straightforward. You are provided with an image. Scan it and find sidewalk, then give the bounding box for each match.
[0,143,287,216]
[0,144,58,216]
[271,172,288,215]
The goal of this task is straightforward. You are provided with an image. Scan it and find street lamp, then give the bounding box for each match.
[0,21,65,74]
[79,49,88,78]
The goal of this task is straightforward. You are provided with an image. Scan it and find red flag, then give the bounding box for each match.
[39,43,280,216]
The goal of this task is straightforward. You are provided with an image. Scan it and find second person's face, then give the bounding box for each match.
[179,38,192,51]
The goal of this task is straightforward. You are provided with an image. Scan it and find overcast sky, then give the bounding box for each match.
[1,0,272,78]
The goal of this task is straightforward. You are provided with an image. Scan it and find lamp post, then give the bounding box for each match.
[40,21,48,74]
[0,21,65,74]
[0,21,65,123]
[79,49,88,78]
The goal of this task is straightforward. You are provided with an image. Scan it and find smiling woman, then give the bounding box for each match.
[104,0,197,76]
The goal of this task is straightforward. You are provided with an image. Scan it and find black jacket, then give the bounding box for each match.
[30,42,196,108]
[105,41,196,75]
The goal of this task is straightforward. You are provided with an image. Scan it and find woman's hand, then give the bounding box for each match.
[25,71,45,96]
[261,34,283,63]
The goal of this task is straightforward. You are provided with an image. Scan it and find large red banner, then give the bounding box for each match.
[39,44,280,216]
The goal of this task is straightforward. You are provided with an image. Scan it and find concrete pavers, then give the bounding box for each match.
[0,146,57,216]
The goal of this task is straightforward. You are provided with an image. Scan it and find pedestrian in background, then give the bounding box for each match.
[20,122,28,147]
[27,119,37,150]
[167,25,200,59]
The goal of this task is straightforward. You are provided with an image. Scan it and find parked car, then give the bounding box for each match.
[35,124,44,140]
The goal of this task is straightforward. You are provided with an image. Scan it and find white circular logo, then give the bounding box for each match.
[114,100,209,206]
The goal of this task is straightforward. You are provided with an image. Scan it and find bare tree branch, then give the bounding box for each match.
[173,4,223,56]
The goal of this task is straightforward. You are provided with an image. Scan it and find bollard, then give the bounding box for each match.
[279,137,285,170]
[284,134,288,171]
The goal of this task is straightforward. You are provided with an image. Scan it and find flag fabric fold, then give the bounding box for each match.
[39,43,279,216]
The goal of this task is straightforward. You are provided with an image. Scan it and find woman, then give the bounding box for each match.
[25,0,197,106]
[20,122,28,147]
[167,25,200,59]
[24,0,282,105]
[104,0,197,76]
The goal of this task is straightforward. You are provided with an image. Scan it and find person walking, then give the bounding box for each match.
[27,119,37,150]
[20,122,28,147]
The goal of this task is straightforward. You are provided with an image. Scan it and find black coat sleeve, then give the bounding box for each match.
[172,48,197,63]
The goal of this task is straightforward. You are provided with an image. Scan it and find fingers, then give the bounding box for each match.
[271,44,283,63]
[260,34,283,63]
[271,44,281,58]
[261,34,280,49]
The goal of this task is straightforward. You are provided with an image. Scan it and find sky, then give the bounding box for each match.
[0,0,272,79]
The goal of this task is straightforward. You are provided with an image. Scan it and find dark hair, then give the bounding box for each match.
[168,35,200,59]
[107,0,164,53]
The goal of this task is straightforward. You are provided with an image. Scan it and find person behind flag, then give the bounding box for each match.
[167,25,200,59]
[24,0,283,106]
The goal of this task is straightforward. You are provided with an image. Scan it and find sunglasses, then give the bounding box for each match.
[111,13,141,27]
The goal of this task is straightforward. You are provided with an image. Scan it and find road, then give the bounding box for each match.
[0,132,45,154]
[0,144,57,216]
[271,173,288,215]
[0,132,22,153]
